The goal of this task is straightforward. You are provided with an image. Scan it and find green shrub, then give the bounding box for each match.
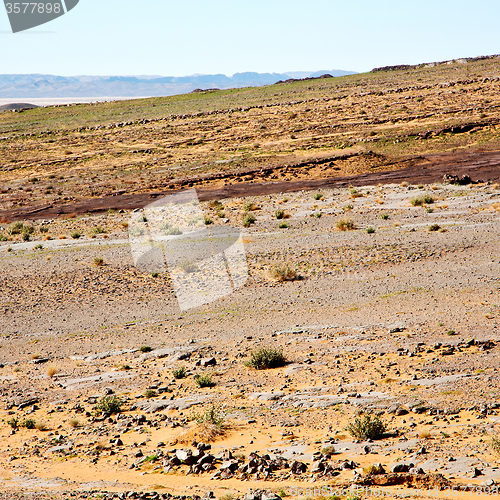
[380,213,389,220]
[173,366,186,379]
[7,418,19,429]
[243,214,256,227]
[313,193,323,200]
[203,216,213,225]
[245,347,287,370]
[363,463,386,476]
[143,454,159,463]
[194,373,215,388]
[279,222,289,229]
[346,414,387,440]
[9,222,23,235]
[275,210,285,219]
[428,223,441,232]
[71,231,81,239]
[95,395,123,415]
[144,389,157,399]
[23,419,36,429]
[410,194,434,206]
[336,219,355,231]
[140,346,152,353]
[366,227,375,234]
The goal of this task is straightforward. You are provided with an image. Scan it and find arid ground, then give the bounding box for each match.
[0,57,500,500]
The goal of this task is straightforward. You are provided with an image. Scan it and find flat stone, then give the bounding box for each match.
[131,395,211,413]
[248,392,285,401]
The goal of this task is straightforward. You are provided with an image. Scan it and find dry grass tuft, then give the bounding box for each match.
[419,430,432,439]
[46,365,58,378]
[270,263,297,282]
[336,219,355,231]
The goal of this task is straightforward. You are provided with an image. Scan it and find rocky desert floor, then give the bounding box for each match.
[0,179,499,500]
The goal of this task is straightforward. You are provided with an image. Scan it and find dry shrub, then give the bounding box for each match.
[419,430,432,439]
[35,421,48,431]
[47,365,58,378]
[270,263,297,282]
[491,202,500,213]
[336,219,355,231]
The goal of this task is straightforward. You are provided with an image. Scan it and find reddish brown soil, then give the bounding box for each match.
[1,149,500,221]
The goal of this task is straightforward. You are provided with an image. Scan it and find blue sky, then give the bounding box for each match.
[1,0,500,76]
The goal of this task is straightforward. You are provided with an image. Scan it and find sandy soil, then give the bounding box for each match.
[0,179,499,499]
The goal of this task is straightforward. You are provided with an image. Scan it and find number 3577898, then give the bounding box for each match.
[5,3,62,14]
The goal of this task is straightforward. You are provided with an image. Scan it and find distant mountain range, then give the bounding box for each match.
[0,70,356,99]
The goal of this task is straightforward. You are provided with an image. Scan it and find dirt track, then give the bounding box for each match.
[2,149,500,221]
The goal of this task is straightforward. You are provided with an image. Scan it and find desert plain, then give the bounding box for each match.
[0,56,500,500]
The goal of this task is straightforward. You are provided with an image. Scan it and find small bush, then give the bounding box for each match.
[34,244,43,250]
[35,421,47,431]
[40,226,49,233]
[243,214,256,227]
[194,373,215,388]
[140,346,152,353]
[144,389,157,399]
[346,414,387,440]
[363,464,386,476]
[491,435,500,454]
[93,256,104,266]
[381,213,389,220]
[313,193,323,200]
[203,216,213,225]
[161,223,182,236]
[426,208,434,213]
[410,194,434,206]
[275,210,285,220]
[46,365,58,378]
[179,258,198,273]
[193,404,225,428]
[279,222,289,229]
[428,224,441,232]
[144,454,159,463]
[245,347,287,370]
[69,418,80,429]
[173,366,186,379]
[366,227,375,234]
[271,263,297,282]
[321,445,336,456]
[244,202,257,212]
[70,231,81,239]
[23,419,36,429]
[95,395,123,415]
[7,418,19,429]
[9,222,23,235]
[336,219,355,231]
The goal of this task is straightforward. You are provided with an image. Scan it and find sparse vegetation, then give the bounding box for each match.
[95,395,123,415]
[381,213,389,220]
[140,346,152,352]
[93,256,104,266]
[336,219,355,231]
[69,418,80,429]
[491,435,500,454]
[245,347,287,370]
[366,226,375,234]
[278,222,289,229]
[346,414,387,440]
[46,365,58,378]
[144,389,157,399]
[313,193,323,200]
[70,231,81,239]
[173,366,187,379]
[363,463,386,476]
[179,258,198,273]
[275,209,285,219]
[428,223,441,232]
[270,262,297,282]
[194,373,215,388]
[23,419,36,429]
[410,194,435,206]
[243,213,256,227]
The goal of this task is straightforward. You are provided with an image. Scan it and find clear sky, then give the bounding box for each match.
[1,0,500,76]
